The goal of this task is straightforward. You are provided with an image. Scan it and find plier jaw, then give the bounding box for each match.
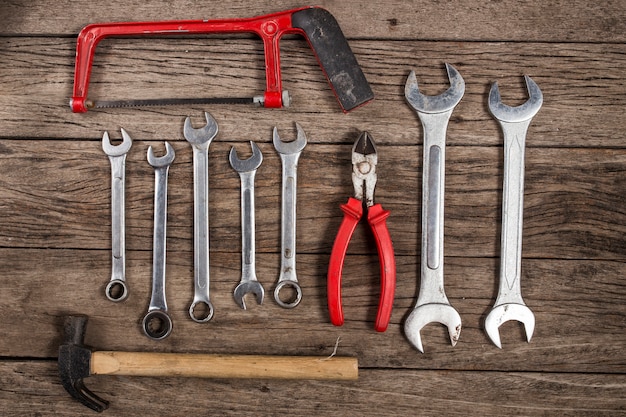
[351,131,378,207]
[327,132,396,332]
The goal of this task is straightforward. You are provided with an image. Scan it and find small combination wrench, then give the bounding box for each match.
[485,76,543,348]
[143,142,175,340]
[229,142,265,310]
[102,129,132,302]
[404,64,465,352]
[184,112,219,323]
[272,123,307,308]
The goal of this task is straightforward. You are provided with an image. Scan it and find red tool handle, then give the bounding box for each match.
[70,7,312,113]
[327,197,363,327]
[367,204,396,332]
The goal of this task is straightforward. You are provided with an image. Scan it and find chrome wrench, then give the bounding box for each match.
[143,142,175,340]
[229,142,265,310]
[404,64,464,352]
[184,112,218,323]
[272,123,307,308]
[102,129,132,302]
[485,76,542,348]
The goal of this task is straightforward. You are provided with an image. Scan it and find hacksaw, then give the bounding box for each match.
[70,6,374,113]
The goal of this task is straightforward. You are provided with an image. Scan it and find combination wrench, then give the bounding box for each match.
[404,64,465,353]
[485,76,542,348]
[102,129,132,302]
[229,142,265,310]
[183,112,218,323]
[143,142,175,340]
[272,123,307,308]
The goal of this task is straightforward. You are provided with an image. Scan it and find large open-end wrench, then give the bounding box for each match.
[184,112,218,323]
[485,76,543,348]
[102,129,132,302]
[272,123,307,308]
[229,142,265,310]
[143,142,175,340]
[404,64,465,353]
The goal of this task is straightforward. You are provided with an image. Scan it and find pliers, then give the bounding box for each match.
[327,132,396,332]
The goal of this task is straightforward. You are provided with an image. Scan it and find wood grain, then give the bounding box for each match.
[1,1,625,43]
[1,248,624,373]
[0,140,623,260]
[1,1,625,415]
[1,38,624,148]
[1,361,625,416]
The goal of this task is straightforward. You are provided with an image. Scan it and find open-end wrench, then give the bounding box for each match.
[272,123,307,308]
[143,142,175,340]
[229,142,265,310]
[485,76,543,348]
[404,64,465,352]
[184,112,218,323]
[102,129,132,302]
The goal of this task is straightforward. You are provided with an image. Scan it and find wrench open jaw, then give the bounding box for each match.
[147,142,175,168]
[488,76,543,123]
[405,64,465,115]
[102,129,132,157]
[184,112,219,323]
[273,123,307,155]
[403,64,464,352]
[102,129,133,302]
[272,123,307,308]
[485,76,542,348]
[230,142,265,310]
[184,112,219,146]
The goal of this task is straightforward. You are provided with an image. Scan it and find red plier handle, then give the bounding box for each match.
[327,197,396,332]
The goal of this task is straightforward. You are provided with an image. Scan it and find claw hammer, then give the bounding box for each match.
[59,315,358,412]
[70,7,374,113]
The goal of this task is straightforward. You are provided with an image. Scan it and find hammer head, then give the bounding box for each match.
[58,315,109,412]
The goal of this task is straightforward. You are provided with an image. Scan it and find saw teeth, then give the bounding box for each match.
[93,97,255,109]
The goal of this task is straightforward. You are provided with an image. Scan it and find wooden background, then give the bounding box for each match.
[1,0,625,415]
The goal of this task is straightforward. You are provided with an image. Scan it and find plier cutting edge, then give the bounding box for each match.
[327,132,396,332]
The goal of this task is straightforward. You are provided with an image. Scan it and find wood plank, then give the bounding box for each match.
[1,361,624,416]
[1,248,624,373]
[0,38,624,148]
[0,140,623,260]
[1,0,625,43]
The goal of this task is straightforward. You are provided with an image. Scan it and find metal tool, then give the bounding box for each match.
[485,76,542,348]
[102,129,132,302]
[184,112,218,323]
[229,141,265,310]
[59,315,359,412]
[142,142,175,340]
[272,123,307,308]
[327,132,396,332]
[70,7,373,113]
[404,64,464,352]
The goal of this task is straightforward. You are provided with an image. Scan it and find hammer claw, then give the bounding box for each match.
[59,316,110,412]
[73,380,109,412]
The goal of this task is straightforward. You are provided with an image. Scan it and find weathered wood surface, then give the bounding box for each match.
[2,362,625,416]
[2,0,625,43]
[1,0,625,415]
[0,38,624,149]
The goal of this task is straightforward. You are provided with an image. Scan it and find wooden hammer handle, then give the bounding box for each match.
[91,351,358,380]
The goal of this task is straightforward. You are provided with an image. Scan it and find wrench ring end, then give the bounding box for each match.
[105,279,128,302]
[142,310,173,340]
[189,300,215,323]
[273,280,302,309]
